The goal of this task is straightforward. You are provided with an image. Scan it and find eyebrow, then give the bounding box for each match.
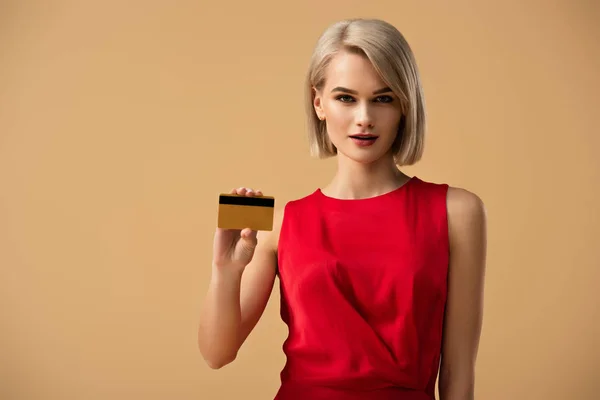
[331,86,393,95]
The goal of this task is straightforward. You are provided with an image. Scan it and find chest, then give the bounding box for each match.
[278,207,448,301]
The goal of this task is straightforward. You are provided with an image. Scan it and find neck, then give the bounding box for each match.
[323,153,410,200]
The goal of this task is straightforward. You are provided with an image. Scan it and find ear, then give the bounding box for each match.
[312,86,325,120]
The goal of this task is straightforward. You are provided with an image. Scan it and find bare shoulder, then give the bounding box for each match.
[446,186,487,251]
[446,186,487,229]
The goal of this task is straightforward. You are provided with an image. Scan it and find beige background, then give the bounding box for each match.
[1,1,598,399]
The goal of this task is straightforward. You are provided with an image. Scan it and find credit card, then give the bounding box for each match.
[217,194,275,231]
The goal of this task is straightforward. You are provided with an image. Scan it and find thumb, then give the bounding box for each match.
[238,228,258,254]
[240,228,257,242]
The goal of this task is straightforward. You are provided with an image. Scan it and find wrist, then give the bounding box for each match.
[211,263,244,283]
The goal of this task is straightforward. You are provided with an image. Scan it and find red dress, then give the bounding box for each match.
[274,177,450,400]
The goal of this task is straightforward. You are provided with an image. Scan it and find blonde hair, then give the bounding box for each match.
[305,18,426,166]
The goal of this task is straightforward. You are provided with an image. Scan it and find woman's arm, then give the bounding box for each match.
[198,207,284,369]
[439,187,487,400]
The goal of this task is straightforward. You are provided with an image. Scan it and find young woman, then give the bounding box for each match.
[198,18,487,400]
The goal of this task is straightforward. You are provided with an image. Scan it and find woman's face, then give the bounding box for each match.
[313,50,403,165]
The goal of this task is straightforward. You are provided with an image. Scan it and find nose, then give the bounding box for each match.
[355,103,373,128]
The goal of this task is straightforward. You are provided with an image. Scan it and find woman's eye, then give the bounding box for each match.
[375,95,394,103]
[336,95,355,103]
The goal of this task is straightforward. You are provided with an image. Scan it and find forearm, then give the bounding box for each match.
[439,368,475,400]
[198,266,244,369]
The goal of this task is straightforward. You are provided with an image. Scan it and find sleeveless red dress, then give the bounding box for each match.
[274,177,450,400]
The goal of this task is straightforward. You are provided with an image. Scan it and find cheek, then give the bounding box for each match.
[378,110,403,133]
[324,103,352,131]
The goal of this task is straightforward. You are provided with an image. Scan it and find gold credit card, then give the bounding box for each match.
[217,194,275,231]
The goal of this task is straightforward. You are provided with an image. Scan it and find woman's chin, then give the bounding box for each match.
[337,148,391,165]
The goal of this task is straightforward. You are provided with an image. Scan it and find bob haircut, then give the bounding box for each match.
[306,18,426,166]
